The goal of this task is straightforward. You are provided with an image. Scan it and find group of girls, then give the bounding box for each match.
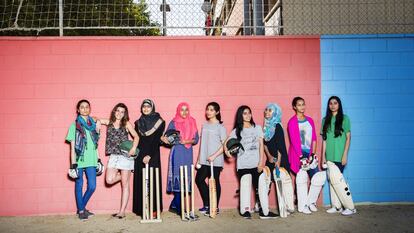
[66,96,355,221]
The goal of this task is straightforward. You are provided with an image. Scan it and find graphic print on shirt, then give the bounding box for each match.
[240,134,258,156]
[298,120,312,153]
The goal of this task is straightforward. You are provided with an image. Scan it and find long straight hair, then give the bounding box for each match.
[109,103,129,128]
[206,102,223,124]
[233,105,255,140]
[322,96,344,140]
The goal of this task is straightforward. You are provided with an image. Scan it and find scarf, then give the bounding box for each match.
[137,99,162,136]
[75,115,99,162]
[172,102,197,149]
[263,103,282,142]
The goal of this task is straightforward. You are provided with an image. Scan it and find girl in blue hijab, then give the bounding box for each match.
[263,103,290,171]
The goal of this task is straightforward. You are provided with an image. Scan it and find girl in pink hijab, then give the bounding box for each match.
[161,102,199,217]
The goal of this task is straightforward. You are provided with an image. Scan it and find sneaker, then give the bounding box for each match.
[78,211,88,221]
[205,208,220,216]
[85,209,95,217]
[326,207,343,214]
[299,206,312,215]
[259,211,278,219]
[287,208,295,214]
[169,206,179,215]
[309,203,318,212]
[241,211,251,219]
[341,208,357,216]
[77,209,94,216]
[198,206,209,214]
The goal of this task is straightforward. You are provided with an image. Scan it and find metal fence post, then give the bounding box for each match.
[59,0,63,36]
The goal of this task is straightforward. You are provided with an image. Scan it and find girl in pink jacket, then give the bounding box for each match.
[287,97,326,215]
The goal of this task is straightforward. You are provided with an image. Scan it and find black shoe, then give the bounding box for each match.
[111,213,125,219]
[259,211,278,219]
[241,211,251,219]
[78,211,88,221]
[85,209,94,217]
[169,206,178,214]
[199,206,209,214]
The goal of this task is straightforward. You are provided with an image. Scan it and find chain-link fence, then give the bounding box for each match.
[0,0,413,36]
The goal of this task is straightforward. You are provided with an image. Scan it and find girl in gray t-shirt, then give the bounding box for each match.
[195,102,226,215]
[224,105,277,219]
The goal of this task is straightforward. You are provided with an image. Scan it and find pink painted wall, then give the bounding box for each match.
[0,37,320,216]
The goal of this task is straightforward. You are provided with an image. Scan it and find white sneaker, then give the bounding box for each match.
[300,206,312,215]
[326,207,343,214]
[341,208,357,216]
[309,203,318,212]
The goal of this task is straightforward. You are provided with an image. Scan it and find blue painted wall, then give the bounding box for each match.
[321,34,414,204]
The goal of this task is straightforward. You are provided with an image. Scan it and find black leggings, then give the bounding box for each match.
[195,165,222,208]
[334,162,345,173]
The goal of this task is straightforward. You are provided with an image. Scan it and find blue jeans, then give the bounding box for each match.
[75,166,96,212]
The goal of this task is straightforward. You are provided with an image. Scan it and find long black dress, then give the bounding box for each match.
[132,120,165,216]
[264,123,291,174]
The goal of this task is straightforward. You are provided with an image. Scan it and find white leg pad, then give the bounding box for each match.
[327,161,355,210]
[330,183,342,209]
[279,168,295,212]
[240,174,252,215]
[258,167,271,216]
[296,169,308,212]
[308,171,326,206]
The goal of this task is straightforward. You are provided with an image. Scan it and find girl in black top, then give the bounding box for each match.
[132,99,166,217]
[263,103,290,175]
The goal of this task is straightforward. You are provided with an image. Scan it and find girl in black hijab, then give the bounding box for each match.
[132,99,166,218]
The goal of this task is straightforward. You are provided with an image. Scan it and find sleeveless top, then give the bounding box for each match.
[105,124,128,155]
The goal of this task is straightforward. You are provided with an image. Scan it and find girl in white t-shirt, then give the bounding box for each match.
[224,105,277,219]
[196,102,226,216]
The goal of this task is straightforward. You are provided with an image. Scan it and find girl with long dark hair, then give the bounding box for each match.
[224,105,277,219]
[195,102,226,216]
[321,96,356,216]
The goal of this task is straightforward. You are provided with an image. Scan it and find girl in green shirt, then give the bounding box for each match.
[321,96,356,216]
[66,99,101,221]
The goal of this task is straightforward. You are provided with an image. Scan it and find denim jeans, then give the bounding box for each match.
[75,166,96,212]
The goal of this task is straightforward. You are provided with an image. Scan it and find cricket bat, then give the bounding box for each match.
[209,162,217,218]
[274,166,288,218]
[144,163,149,219]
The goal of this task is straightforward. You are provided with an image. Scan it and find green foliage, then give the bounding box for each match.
[0,0,160,36]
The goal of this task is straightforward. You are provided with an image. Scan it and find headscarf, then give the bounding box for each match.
[172,102,197,148]
[263,103,282,142]
[137,99,162,136]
